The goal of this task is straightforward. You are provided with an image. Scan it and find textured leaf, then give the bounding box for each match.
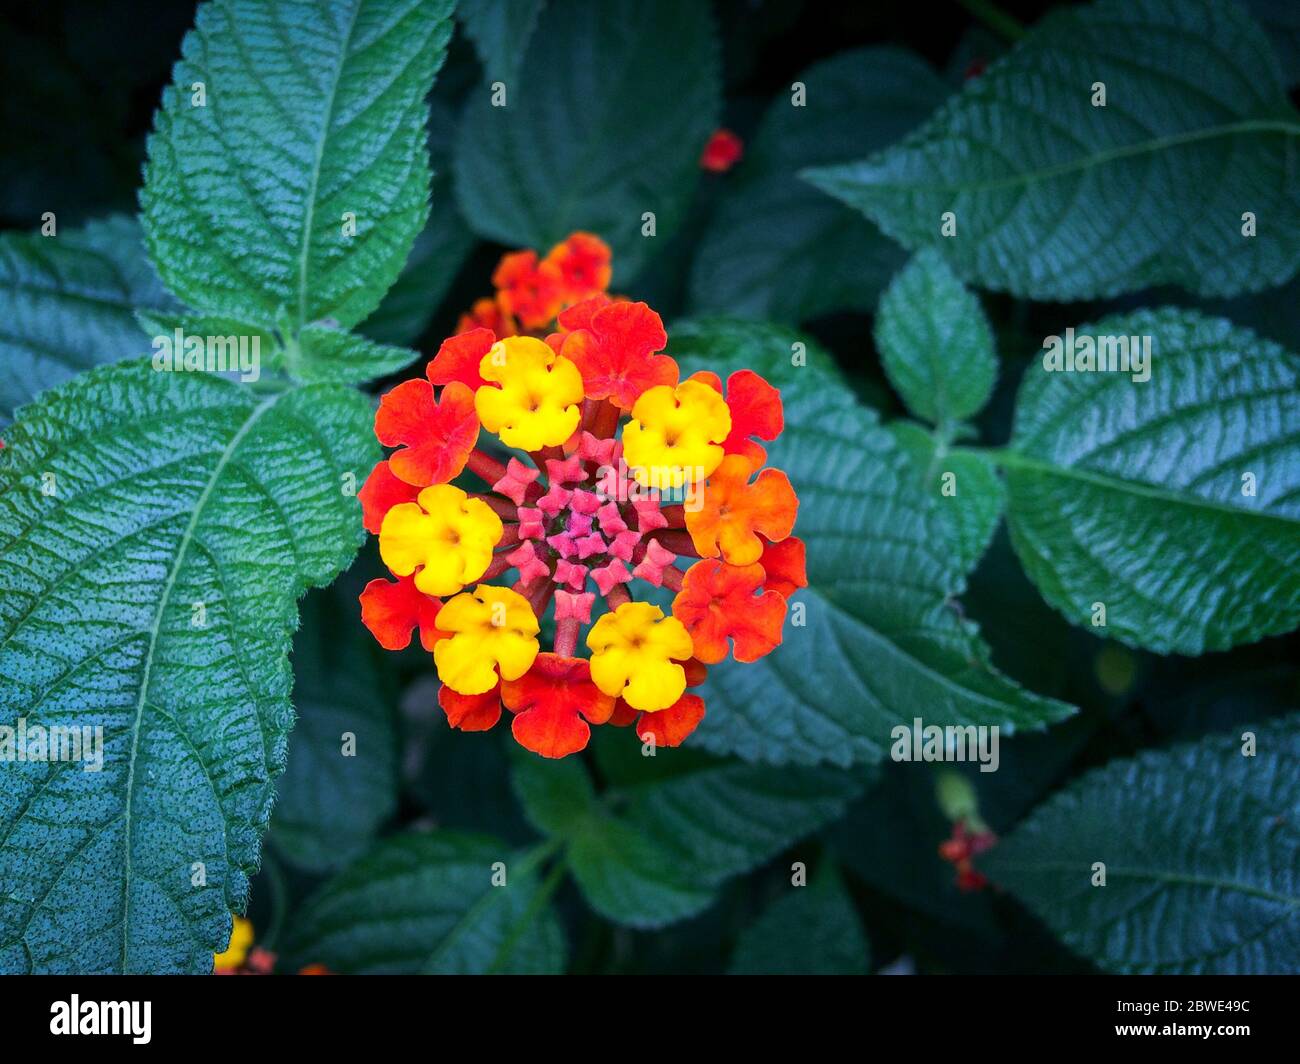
[294,323,417,384]
[728,864,870,975]
[279,831,566,973]
[690,47,949,324]
[454,0,720,281]
[0,361,375,974]
[0,216,178,426]
[669,319,1073,767]
[361,100,476,347]
[805,0,1300,300]
[875,248,997,426]
[1003,308,1300,654]
[271,589,398,873]
[512,754,860,929]
[142,0,454,331]
[892,422,1005,575]
[982,717,1300,974]
[458,0,546,85]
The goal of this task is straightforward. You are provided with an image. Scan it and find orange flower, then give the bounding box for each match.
[690,368,783,466]
[700,128,744,172]
[359,574,448,651]
[374,379,478,487]
[501,653,616,758]
[672,559,786,663]
[439,683,503,732]
[428,328,495,391]
[494,249,564,329]
[686,454,798,565]
[635,693,706,747]
[357,460,419,534]
[457,297,516,338]
[548,232,613,297]
[555,300,678,409]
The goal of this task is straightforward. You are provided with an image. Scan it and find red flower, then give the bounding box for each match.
[439,683,503,732]
[691,368,783,466]
[360,574,448,651]
[428,328,495,391]
[500,653,616,758]
[700,128,744,173]
[635,693,706,747]
[672,559,786,663]
[374,379,479,487]
[548,231,612,297]
[358,460,419,534]
[758,535,807,598]
[939,819,998,892]
[554,300,678,409]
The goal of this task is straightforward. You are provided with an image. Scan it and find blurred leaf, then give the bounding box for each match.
[1246,0,1300,86]
[361,100,475,346]
[0,362,375,973]
[690,47,948,324]
[891,423,1005,575]
[805,0,1300,300]
[983,717,1300,974]
[272,590,399,874]
[669,318,1073,766]
[280,832,565,973]
[875,248,997,427]
[512,754,861,929]
[728,863,870,975]
[457,0,546,85]
[1004,308,1300,654]
[142,0,454,331]
[454,0,720,282]
[0,215,178,426]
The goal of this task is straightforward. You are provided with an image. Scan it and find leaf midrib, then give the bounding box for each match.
[807,118,1300,196]
[295,1,363,328]
[119,392,279,974]
[1000,449,1300,528]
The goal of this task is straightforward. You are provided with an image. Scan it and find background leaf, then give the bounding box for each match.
[669,318,1072,767]
[454,0,720,282]
[142,0,454,331]
[982,717,1300,974]
[875,248,997,427]
[805,0,1300,300]
[0,361,375,973]
[689,47,950,324]
[728,862,870,975]
[279,831,566,973]
[0,215,178,427]
[271,585,398,874]
[457,0,546,86]
[1003,308,1300,654]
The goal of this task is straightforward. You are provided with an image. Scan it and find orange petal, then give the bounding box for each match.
[558,301,677,409]
[672,559,787,663]
[375,379,479,487]
[358,460,420,534]
[501,653,616,758]
[759,535,807,598]
[686,454,798,566]
[429,328,495,390]
[360,575,448,651]
[439,683,502,731]
[636,694,706,747]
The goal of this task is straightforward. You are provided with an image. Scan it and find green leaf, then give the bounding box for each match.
[271,589,398,874]
[875,248,997,426]
[512,753,861,929]
[1246,0,1300,86]
[279,832,566,973]
[728,864,870,975]
[360,100,476,347]
[454,0,720,281]
[1003,308,1300,655]
[891,422,1005,575]
[0,215,178,427]
[458,0,547,85]
[141,0,455,332]
[690,47,949,324]
[294,323,418,384]
[668,318,1073,767]
[804,0,1300,300]
[0,361,375,974]
[982,717,1300,974]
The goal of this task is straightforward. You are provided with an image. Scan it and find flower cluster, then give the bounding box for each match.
[457,231,614,338]
[359,235,805,758]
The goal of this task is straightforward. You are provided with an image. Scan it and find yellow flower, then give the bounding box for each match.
[434,585,541,694]
[475,336,583,450]
[622,379,731,488]
[214,915,254,971]
[587,601,694,711]
[379,484,503,597]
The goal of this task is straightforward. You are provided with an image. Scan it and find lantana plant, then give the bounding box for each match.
[357,234,804,758]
